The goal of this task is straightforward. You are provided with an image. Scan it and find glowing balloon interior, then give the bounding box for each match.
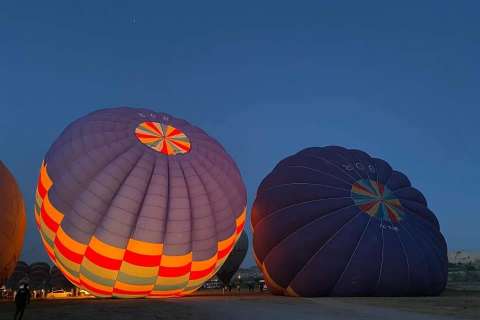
[0,161,26,284]
[35,108,246,298]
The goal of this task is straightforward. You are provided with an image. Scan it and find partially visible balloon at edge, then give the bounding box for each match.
[216,231,248,286]
[0,161,26,285]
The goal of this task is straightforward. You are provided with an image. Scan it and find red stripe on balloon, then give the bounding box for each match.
[218,242,234,260]
[148,292,178,297]
[135,132,160,139]
[144,122,162,135]
[236,221,245,235]
[37,180,47,199]
[160,140,168,154]
[80,279,112,296]
[169,139,190,151]
[85,247,122,270]
[189,264,215,280]
[54,237,83,264]
[158,263,191,277]
[113,287,151,295]
[167,128,181,137]
[41,206,59,232]
[123,250,161,267]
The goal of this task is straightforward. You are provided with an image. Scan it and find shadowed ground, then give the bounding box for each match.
[0,290,478,320]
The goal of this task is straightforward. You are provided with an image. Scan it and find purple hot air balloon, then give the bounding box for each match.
[251,146,447,297]
[35,107,246,298]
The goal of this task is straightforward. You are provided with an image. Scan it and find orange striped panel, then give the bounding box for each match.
[36,161,247,298]
[157,252,192,278]
[81,257,118,283]
[80,274,112,297]
[42,194,64,225]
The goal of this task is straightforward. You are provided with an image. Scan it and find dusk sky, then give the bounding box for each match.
[0,1,478,266]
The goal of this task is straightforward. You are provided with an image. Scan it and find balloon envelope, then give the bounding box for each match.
[29,262,50,289]
[216,231,248,286]
[0,161,26,284]
[35,108,246,297]
[49,266,74,290]
[251,146,447,297]
[6,261,29,289]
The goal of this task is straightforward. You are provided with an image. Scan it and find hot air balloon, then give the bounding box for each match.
[49,265,74,291]
[0,161,26,285]
[6,261,29,290]
[29,262,50,290]
[35,107,246,298]
[251,146,447,297]
[216,231,248,286]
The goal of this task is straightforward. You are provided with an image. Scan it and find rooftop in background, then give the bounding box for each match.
[448,251,480,264]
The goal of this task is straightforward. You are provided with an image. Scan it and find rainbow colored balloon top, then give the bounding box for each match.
[34,108,246,298]
[351,179,404,223]
[135,122,191,155]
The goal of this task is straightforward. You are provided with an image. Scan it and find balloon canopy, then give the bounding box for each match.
[49,265,74,290]
[35,107,246,298]
[251,146,447,297]
[29,262,51,289]
[216,231,248,286]
[0,161,26,284]
[6,261,29,290]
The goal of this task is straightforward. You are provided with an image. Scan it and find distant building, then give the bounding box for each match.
[203,266,264,289]
[202,276,223,289]
[234,266,264,283]
[5,262,75,298]
[448,251,480,264]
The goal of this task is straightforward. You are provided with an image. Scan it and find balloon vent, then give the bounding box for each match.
[351,179,405,223]
[135,121,191,155]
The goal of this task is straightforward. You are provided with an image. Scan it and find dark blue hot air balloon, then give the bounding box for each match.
[251,146,447,297]
[216,231,248,286]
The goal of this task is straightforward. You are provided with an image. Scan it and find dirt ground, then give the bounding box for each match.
[0,289,478,320]
[340,289,480,320]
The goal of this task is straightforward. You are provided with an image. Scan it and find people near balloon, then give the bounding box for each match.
[251,146,447,297]
[216,232,248,287]
[34,107,247,298]
[5,106,451,300]
[14,283,30,320]
[0,161,26,286]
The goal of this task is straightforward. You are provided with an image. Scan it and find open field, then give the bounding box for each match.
[0,289,478,320]
[339,290,480,320]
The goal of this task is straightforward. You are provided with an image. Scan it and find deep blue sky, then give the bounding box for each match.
[0,1,478,266]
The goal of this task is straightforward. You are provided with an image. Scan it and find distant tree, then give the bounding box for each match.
[464,262,479,281]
